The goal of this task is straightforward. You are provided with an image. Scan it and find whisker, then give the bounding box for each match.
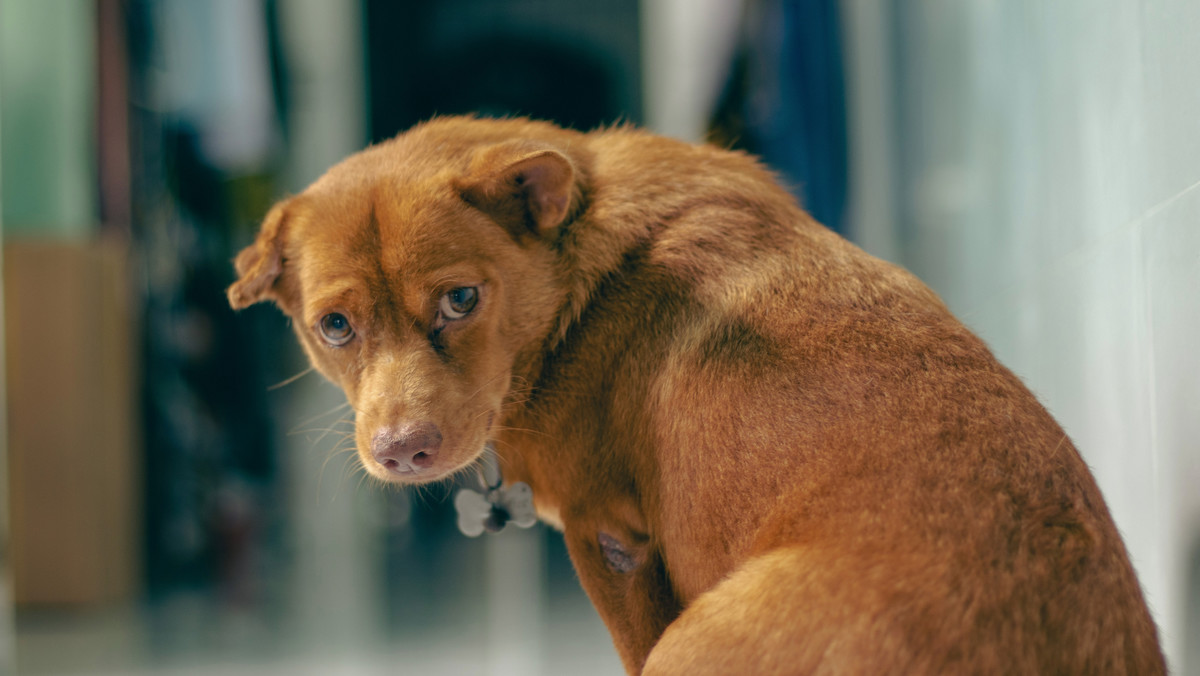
[490,424,554,440]
[293,427,356,442]
[489,440,519,478]
[311,413,356,447]
[269,366,316,390]
[463,368,513,404]
[350,457,371,496]
[317,444,358,499]
[412,483,435,511]
[356,467,384,494]
[289,401,353,435]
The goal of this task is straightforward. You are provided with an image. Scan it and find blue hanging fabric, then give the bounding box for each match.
[710,0,848,234]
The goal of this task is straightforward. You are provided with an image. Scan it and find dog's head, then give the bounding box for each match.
[228,118,581,484]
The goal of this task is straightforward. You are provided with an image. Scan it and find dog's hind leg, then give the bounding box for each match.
[641,546,885,676]
[638,542,1008,676]
[641,536,1162,676]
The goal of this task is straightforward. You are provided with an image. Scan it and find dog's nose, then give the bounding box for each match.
[372,422,442,474]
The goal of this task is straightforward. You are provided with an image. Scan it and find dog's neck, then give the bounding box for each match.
[495,130,805,513]
[493,148,675,506]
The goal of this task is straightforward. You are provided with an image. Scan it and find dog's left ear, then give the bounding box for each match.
[456,141,578,240]
[227,200,290,310]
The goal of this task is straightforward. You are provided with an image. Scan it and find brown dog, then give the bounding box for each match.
[228,116,1164,674]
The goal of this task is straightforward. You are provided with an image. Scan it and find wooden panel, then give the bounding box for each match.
[4,238,139,605]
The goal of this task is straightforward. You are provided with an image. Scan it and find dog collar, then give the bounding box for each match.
[454,444,537,536]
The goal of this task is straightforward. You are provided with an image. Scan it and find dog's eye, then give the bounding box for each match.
[439,287,478,320]
[318,312,354,346]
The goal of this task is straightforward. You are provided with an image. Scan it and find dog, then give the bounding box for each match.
[228,116,1164,674]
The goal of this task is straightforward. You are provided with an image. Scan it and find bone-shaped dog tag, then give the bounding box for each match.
[454,482,537,537]
[501,482,537,529]
[454,488,493,537]
[454,445,537,536]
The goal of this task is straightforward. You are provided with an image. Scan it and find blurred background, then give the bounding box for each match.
[1,0,1197,674]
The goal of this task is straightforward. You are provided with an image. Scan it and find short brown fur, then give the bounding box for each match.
[229,116,1164,674]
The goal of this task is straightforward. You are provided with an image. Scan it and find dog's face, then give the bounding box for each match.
[228,121,577,484]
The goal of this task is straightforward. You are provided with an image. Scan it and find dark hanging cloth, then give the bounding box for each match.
[711,0,849,234]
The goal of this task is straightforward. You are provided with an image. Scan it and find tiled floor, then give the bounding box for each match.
[16,528,624,675]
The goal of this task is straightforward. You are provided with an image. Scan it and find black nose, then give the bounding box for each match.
[372,422,442,475]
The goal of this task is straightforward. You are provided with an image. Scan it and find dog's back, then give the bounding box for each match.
[500,121,1164,673]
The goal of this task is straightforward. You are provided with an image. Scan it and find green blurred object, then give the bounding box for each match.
[0,0,96,238]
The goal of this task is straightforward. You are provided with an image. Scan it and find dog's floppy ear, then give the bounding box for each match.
[456,141,578,240]
[227,200,290,310]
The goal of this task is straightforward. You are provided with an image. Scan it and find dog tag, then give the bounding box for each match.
[454,446,537,537]
[455,488,494,537]
[500,482,537,528]
[455,483,537,536]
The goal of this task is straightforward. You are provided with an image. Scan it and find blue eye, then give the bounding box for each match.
[318,312,354,346]
[439,287,478,319]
